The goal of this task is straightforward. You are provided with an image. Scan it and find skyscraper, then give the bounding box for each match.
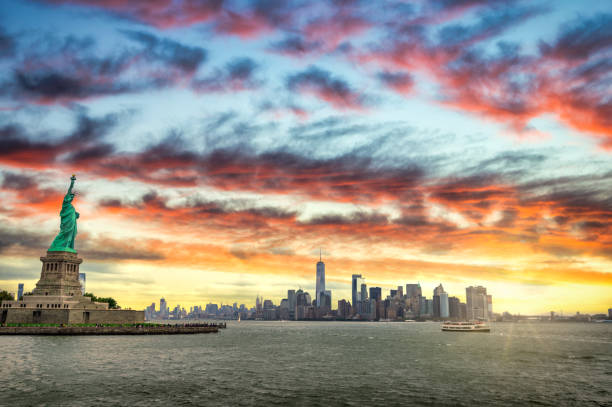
[320,290,332,311]
[433,284,447,318]
[406,283,421,298]
[448,296,460,320]
[316,249,325,307]
[78,273,86,295]
[159,297,168,318]
[440,292,449,318]
[287,289,296,320]
[369,287,382,302]
[352,274,364,307]
[17,283,24,300]
[360,283,368,303]
[466,286,488,320]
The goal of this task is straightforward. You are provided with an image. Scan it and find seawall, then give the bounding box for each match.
[0,325,220,335]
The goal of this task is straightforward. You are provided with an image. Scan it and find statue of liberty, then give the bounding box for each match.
[49,174,79,253]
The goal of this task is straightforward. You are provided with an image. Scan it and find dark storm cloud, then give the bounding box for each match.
[35,0,224,29]
[80,247,165,261]
[0,26,16,58]
[269,35,322,56]
[377,71,414,95]
[495,208,519,228]
[192,57,260,92]
[437,5,545,48]
[1,172,36,190]
[0,226,48,253]
[0,219,165,261]
[0,124,57,165]
[0,111,121,167]
[100,192,297,220]
[301,211,389,226]
[520,183,612,218]
[4,33,208,104]
[122,30,207,73]
[539,13,612,61]
[286,66,366,109]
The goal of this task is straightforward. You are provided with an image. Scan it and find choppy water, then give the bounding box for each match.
[1,321,611,406]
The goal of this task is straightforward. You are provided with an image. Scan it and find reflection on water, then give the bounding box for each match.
[1,322,610,406]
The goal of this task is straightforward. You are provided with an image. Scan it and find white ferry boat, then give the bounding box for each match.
[441,321,490,332]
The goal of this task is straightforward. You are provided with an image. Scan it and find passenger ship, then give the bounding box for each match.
[441,321,490,332]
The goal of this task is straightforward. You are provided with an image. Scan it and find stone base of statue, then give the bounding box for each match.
[34,251,84,297]
[0,250,144,325]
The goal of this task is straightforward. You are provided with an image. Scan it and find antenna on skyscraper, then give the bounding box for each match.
[320,247,322,261]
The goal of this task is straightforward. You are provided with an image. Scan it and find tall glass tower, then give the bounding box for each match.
[316,249,325,307]
[352,274,364,307]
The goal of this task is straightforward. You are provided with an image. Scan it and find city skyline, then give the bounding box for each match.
[10,254,607,318]
[3,248,611,315]
[0,1,611,315]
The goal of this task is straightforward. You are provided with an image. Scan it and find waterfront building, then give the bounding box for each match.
[369,287,382,302]
[466,286,489,320]
[287,289,296,320]
[337,299,351,319]
[448,296,460,320]
[159,297,168,318]
[405,283,421,298]
[459,302,467,320]
[279,299,289,320]
[376,300,385,320]
[352,274,364,307]
[390,289,397,298]
[320,290,332,310]
[145,302,156,320]
[78,273,86,295]
[17,283,24,300]
[316,250,325,307]
[263,300,276,320]
[433,284,446,318]
[440,292,449,318]
[360,283,368,302]
[609,308,612,319]
[397,286,403,298]
[205,302,219,316]
[425,299,433,317]
[255,295,263,318]
[362,299,376,320]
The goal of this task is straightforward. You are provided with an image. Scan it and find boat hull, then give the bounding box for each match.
[441,327,490,332]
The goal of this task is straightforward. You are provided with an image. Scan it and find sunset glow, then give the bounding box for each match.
[0,0,610,314]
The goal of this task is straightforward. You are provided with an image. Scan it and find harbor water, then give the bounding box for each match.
[1,321,610,406]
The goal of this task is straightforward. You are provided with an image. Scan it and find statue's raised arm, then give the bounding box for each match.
[66,174,76,196]
[49,175,79,253]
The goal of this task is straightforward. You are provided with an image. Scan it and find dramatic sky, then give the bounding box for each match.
[0,0,610,314]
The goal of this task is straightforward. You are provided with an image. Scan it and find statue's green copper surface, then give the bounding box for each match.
[49,175,79,253]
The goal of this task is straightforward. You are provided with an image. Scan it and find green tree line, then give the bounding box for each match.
[84,293,120,309]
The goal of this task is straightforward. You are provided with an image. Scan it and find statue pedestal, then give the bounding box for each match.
[32,251,83,297]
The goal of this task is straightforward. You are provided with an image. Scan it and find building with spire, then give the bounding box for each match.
[315,249,325,307]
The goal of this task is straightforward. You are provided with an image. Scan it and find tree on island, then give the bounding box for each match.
[0,290,15,304]
[84,293,120,309]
